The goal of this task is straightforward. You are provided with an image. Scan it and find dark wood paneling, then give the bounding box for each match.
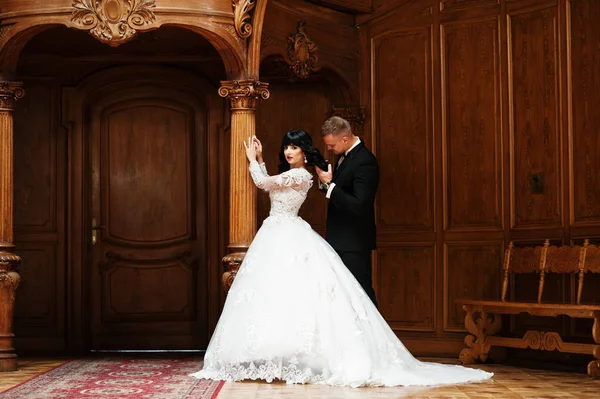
[13,82,58,233]
[378,245,436,331]
[509,5,561,228]
[441,0,499,12]
[14,245,61,329]
[306,0,373,13]
[361,0,600,358]
[569,0,600,226]
[13,79,66,350]
[444,243,503,331]
[442,19,502,230]
[374,28,434,231]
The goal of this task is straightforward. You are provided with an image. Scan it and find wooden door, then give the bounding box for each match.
[87,83,209,350]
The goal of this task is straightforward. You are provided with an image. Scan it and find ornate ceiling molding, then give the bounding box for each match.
[233,0,255,40]
[71,0,156,47]
[287,21,319,80]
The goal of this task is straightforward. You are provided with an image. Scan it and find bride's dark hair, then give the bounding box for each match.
[278,129,329,173]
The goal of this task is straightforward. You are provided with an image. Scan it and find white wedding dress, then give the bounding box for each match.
[190,161,493,387]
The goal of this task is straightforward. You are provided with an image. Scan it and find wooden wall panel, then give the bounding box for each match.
[373,28,434,231]
[569,0,600,226]
[306,0,373,13]
[444,243,502,331]
[13,245,60,327]
[360,0,600,357]
[13,79,66,350]
[13,82,58,232]
[441,0,499,12]
[378,245,435,331]
[509,5,561,228]
[442,19,502,230]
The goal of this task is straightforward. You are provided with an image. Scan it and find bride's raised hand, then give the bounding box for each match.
[252,136,263,163]
[243,136,257,162]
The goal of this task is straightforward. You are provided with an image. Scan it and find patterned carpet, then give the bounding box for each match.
[0,357,223,399]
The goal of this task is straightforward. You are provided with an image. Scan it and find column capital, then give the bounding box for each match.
[0,81,25,111]
[218,80,270,110]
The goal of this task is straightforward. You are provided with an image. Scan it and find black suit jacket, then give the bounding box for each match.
[324,142,379,252]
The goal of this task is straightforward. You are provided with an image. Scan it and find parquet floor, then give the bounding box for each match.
[1,357,598,398]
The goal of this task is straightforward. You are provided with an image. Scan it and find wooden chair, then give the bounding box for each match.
[458,239,600,378]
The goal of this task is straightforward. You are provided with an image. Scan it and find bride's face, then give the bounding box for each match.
[284,145,304,167]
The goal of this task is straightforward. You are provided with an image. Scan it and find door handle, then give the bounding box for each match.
[91,218,105,246]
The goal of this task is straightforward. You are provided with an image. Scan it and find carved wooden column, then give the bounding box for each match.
[0,81,24,372]
[219,80,269,290]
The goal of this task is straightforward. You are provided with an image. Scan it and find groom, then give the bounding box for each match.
[315,116,379,308]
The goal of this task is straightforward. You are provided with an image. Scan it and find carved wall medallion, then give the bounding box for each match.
[233,0,255,39]
[287,21,319,79]
[71,0,156,47]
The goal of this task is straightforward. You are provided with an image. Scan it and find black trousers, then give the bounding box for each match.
[336,250,378,308]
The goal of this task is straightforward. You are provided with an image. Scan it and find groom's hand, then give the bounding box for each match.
[315,164,332,184]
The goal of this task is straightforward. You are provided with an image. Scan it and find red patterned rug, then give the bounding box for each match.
[0,357,223,399]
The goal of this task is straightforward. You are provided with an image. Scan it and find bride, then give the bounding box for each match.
[190,129,493,387]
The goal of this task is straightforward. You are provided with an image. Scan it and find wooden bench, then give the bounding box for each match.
[457,239,600,378]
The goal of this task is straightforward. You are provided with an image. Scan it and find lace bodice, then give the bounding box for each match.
[249,161,313,218]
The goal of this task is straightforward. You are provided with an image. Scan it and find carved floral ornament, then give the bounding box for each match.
[287,21,319,79]
[218,80,270,110]
[71,0,156,47]
[233,0,256,39]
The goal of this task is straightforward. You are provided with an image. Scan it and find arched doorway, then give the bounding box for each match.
[12,26,229,353]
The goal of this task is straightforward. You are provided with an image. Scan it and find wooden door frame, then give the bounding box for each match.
[62,65,228,354]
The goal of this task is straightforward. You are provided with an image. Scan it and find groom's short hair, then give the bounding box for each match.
[321,116,352,137]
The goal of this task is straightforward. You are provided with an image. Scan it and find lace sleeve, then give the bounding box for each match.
[249,161,312,191]
[249,161,269,190]
[259,162,268,176]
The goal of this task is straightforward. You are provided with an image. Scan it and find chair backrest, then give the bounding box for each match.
[542,242,585,304]
[501,240,549,302]
[501,239,600,304]
[545,244,584,273]
[584,243,600,274]
[577,241,600,304]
